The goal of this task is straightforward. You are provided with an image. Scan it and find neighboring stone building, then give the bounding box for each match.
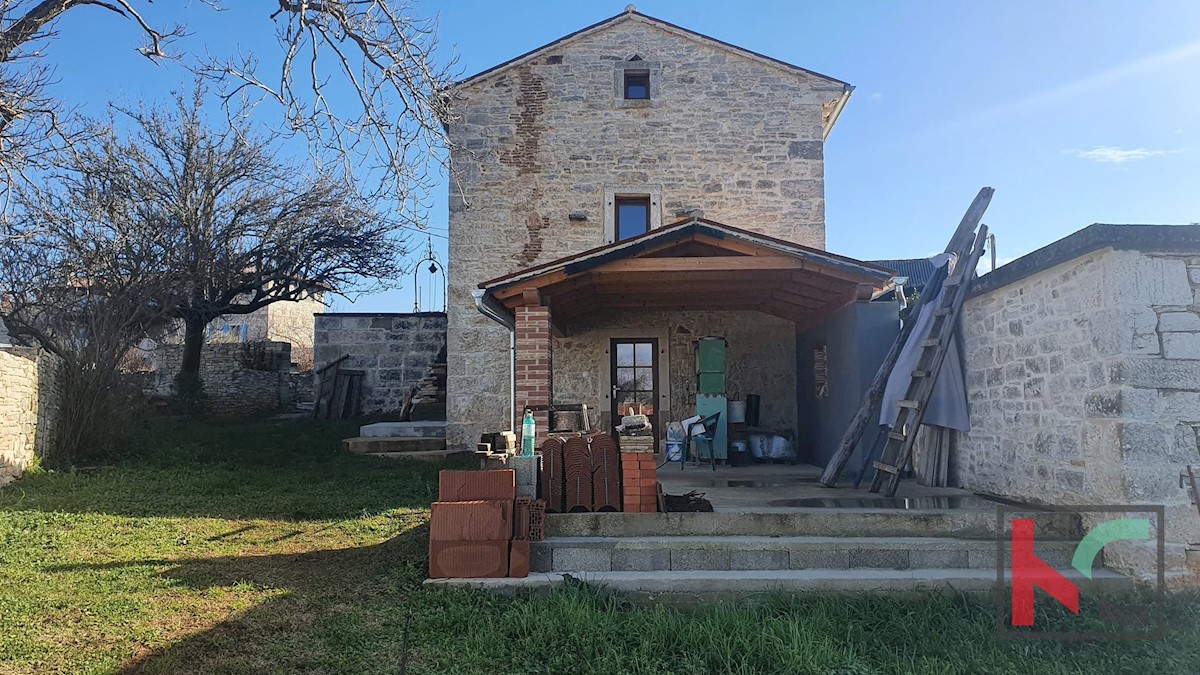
[446,8,886,451]
[313,312,447,415]
[958,224,1200,581]
[207,295,326,370]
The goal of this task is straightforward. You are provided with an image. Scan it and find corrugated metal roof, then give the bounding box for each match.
[870,257,938,289]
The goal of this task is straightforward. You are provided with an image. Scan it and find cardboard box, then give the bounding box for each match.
[429,500,513,541]
[439,469,516,501]
[429,540,509,578]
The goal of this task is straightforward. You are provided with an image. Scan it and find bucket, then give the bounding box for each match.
[665,440,683,462]
[731,440,748,454]
[728,400,746,424]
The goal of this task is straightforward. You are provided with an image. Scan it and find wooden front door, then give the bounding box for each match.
[610,338,659,444]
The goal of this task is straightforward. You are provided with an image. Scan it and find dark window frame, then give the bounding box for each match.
[614,195,651,241]
[623,70,650,100]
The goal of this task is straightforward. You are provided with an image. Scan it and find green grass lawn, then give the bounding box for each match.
[1,416,1198,674]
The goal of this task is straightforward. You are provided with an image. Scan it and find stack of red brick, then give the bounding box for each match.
[429,469,541,578]
[620,443,659,513]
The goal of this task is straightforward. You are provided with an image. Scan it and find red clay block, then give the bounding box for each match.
[509,540,530,578]
[439,470,516,501]
[429,501,513,541]
[429,540,509,579]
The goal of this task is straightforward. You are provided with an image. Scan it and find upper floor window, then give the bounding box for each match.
[623,70,650,100]
[615,196,651,240]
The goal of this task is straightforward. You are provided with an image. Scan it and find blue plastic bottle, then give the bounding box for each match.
[521,410,536,457]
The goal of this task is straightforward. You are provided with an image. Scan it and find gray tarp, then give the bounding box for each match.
[879,254,970,432]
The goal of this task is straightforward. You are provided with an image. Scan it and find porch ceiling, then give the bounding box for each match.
[479,218,895,330]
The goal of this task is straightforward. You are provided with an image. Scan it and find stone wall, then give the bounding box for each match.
[314,313,447,415]
[150,342,291,415]
[0,348,60,486]
[957,241,1200,581]
[553,310,797,435]
[447,16,842,448]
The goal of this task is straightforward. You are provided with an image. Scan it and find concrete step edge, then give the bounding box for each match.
[535,535,1081,549]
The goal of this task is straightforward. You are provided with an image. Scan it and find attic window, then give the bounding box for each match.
[624,70,650,100]
[813,345,828,399]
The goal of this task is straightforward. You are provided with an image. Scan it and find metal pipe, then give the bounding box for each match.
[472,289,516,430]
[988,232,997,272]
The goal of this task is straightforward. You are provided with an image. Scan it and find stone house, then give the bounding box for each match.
[439,8,1198,587]
[447,7,894,453]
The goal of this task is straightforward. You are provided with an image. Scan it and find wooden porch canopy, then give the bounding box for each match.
[478,218,896,330]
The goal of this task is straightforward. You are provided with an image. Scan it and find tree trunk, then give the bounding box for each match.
[176,315,207,397]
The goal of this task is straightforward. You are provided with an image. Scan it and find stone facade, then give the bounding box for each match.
[149,342,292,414]
[553,310,797,434]
[314,313,447,415]
[203,295,326,369]
[447,12,846,448]
[0,348,61,486]
[957,244,1200,581]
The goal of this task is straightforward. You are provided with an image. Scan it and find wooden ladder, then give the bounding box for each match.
[867,224,989,497]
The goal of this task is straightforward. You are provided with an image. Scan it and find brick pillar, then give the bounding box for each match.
[514,305,552,444]
[620,443,659,513]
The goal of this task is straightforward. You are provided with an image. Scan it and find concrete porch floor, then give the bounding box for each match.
[656,461,997,513]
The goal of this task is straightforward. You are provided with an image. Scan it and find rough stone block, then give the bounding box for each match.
[611,549,671,571]
[788,550,849,570]
[507,455,542,487]
[849,549,910,569]
[910,549,969,569]
[671,548,732,571]
[1163,333,1200,360]
[730,549,789,570]
[1159,311,1200,332]
[1117,359,1200,389]
[552,547,611,572]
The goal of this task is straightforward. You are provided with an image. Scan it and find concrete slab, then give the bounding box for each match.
[360,421,446,438]
[424,568,1134,604]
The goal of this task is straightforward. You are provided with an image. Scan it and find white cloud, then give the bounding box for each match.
[1067,146,1183,163]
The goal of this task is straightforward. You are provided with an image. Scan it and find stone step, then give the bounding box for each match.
[532,536,1080,573]
[343,436,446,454]
[360,421,446,438]
[365,449,473,463]
[549,511,1081,540]
[425,568,1134,605]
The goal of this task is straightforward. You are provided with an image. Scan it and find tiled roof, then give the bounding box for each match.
[869,258,939,289]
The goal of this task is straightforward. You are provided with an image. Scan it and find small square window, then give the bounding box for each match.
[615,196,650,241]
[624,70,650,100]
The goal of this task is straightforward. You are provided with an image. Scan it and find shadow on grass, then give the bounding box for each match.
[0,416,473,521]
[49,526,436,674]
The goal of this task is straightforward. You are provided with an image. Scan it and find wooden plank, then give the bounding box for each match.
[819,187,994,488]
[602,256,806,273]
[872,462,900,474]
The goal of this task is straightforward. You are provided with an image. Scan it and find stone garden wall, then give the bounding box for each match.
[957,229,1200,582]
[0,348,61,486]
[314,312,447,415]
[150,342,292,414]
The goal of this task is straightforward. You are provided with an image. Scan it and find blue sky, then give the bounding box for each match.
[38,1,1200,312]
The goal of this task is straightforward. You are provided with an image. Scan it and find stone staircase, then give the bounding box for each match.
[427,510,1133,602]
[407,347,447,422]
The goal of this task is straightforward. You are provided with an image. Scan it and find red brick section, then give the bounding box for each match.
[429,501,513,541]
[621,450,659,513]
[514,305,552,442]
[439,469,516,501]
[508,540,531,578]
[429,541,510,579]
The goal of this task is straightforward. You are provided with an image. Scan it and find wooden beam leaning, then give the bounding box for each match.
[818,187,994,487]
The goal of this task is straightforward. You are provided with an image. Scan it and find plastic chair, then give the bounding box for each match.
[682,411,721,471]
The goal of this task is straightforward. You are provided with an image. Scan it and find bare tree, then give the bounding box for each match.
[79,84,405,393]
[0,1,455,225]
[0,174,181,465]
